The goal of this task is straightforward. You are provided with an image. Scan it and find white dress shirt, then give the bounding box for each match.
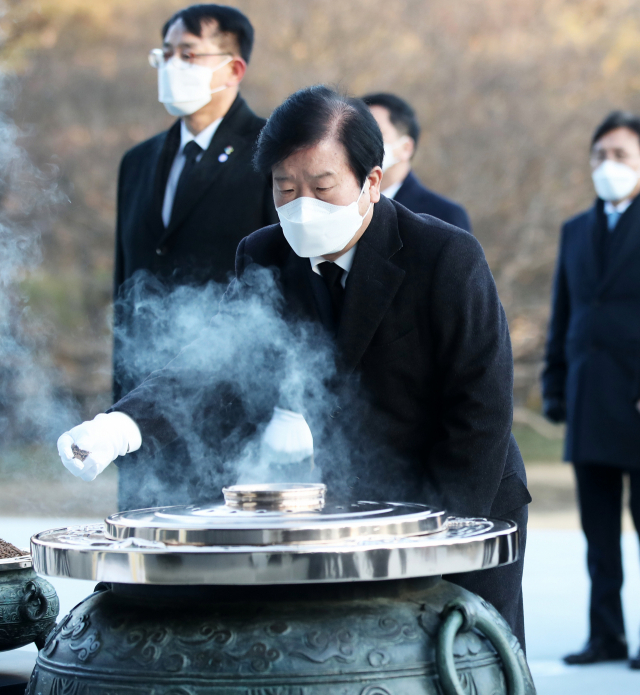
[381,180,403,200]
[161,118,222,227]
[310,244,358,289]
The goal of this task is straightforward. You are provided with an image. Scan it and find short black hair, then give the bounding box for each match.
[162,4,254,64]
[361,92,421,146]
[254,86,384,187]
[591,110,640,149]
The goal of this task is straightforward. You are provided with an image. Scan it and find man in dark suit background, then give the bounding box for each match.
[114,3,275,398]
[543,111,640,669]
[59,86,531,648]
[362,92,472,232]
[113,4,276,508]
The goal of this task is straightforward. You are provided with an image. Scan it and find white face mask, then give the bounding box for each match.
[277,183,372,258]
[381,136,410,172]
[592,159,639,202]
[158,56,232,117]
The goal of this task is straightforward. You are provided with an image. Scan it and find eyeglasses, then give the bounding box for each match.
[590,150,640,166]
[148,48,232,68]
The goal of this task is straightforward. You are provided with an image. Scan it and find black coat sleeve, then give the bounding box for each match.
[110,316,249,458]
[427,232,515,516]
[110,237,275,458]
[541,226,570,401]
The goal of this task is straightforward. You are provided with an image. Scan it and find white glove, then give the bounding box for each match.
[57,412,142,482]
[260,407,314,465]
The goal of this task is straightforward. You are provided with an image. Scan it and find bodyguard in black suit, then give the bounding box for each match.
[362,93,472,232]
[113,5,276,509]
[115,95,275,308]
[59,87,530,647]
[543,111,640,669]
[114,5,276,402]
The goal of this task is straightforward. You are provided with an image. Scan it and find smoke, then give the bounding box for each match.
[0,79,408,516]
[0,73,76,445]
[0,72,121,519]
[113,265,363,509]
[113,251,419,513]
[0,68,391,516]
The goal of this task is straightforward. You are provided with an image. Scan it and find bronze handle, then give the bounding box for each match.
[19,580,48,621]
[436,598,525,695]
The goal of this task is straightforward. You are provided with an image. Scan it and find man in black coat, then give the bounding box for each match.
[542,111,640,669]
[362,92,472,232]
[113,5,276,508]
[114,4,276,400]
[59,86,530,647]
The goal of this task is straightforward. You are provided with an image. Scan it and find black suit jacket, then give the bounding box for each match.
[393,171,472,233]
[113,197,529,518]
[113,94,277,399]
[542,196,640,468]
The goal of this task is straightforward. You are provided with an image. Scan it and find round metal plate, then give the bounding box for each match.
[30,518,519,585]
[104,501,447,546]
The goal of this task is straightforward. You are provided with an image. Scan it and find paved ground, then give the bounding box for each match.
[524,530,640,694]
[1,462,640,693]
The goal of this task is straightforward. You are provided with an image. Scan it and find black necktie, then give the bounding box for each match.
[318,261,345,324]
[170,140,203,225]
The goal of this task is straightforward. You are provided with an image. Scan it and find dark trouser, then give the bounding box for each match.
[574,462,640,644]
[445,503,528,652]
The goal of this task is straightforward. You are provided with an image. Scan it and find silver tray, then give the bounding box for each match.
[31,518,518,585]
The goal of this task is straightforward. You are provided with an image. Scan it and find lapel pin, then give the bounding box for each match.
[218,145,234,163]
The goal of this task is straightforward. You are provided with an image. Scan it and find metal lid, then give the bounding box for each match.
[104,485,446,547]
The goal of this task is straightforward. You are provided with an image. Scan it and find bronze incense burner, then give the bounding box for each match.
[28,484,534,694]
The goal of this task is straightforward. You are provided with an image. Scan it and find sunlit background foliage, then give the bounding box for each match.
[4,0,640,414]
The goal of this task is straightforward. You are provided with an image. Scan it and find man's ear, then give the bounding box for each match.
[402,136,416,161]
[227,57,247,86]
[368,166,383,203]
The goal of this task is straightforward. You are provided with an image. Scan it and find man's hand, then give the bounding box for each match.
[57,412,142,482]
[543,397,566,424]
[260,407,314,465]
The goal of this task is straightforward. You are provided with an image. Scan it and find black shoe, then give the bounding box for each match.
[563,638,628,665]
[630,651,640,670]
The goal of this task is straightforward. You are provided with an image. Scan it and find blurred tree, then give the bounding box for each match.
[3,0,640,415]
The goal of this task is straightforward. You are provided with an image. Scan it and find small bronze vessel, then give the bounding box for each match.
[0,550,59,652]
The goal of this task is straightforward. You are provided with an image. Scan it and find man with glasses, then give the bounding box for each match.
[114,4,276,509]
[543,111,640,669]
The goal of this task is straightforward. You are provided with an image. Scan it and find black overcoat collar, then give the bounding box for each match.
[394,170,420,204]
[596,193,640,293]
[337,196,405,372]
[155,94,256,247]
[281,196,405,373]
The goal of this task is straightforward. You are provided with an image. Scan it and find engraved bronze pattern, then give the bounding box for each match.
[0,567,59,651]
[27,579,535,694]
